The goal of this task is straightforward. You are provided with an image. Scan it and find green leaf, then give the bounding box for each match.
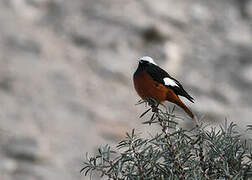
[139,108,152,118]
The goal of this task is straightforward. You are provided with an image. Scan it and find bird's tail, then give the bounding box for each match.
[166,90,195,119]
[179,103,194,119]
[172,97,195,119]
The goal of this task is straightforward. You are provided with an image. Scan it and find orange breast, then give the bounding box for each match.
[133,71,168,103]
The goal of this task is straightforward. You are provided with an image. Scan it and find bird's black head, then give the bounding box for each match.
[134,56,158,77]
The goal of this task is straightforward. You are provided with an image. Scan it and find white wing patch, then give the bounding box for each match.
[163,77,178,87]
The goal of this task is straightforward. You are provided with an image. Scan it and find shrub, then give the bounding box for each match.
[81,103,252,180]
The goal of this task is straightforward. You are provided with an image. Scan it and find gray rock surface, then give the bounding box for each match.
[0,0,251,179]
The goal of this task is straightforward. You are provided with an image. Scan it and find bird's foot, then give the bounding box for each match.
[145,98,159,113]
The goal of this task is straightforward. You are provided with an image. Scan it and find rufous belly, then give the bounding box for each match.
[134,72,168,103]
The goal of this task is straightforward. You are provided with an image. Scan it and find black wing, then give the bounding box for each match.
[146,64,194,103]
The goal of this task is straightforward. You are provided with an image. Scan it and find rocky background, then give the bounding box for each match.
[0,0,251,179]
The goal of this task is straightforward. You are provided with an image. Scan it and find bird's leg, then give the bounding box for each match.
[151,104,159,113]
[146,98,159,113]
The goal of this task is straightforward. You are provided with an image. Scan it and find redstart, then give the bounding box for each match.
[133,56,194,119]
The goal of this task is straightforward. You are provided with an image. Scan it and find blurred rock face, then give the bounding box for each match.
[0,0,251,179]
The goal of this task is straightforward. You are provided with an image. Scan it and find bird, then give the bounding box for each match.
[133,56,195,119]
